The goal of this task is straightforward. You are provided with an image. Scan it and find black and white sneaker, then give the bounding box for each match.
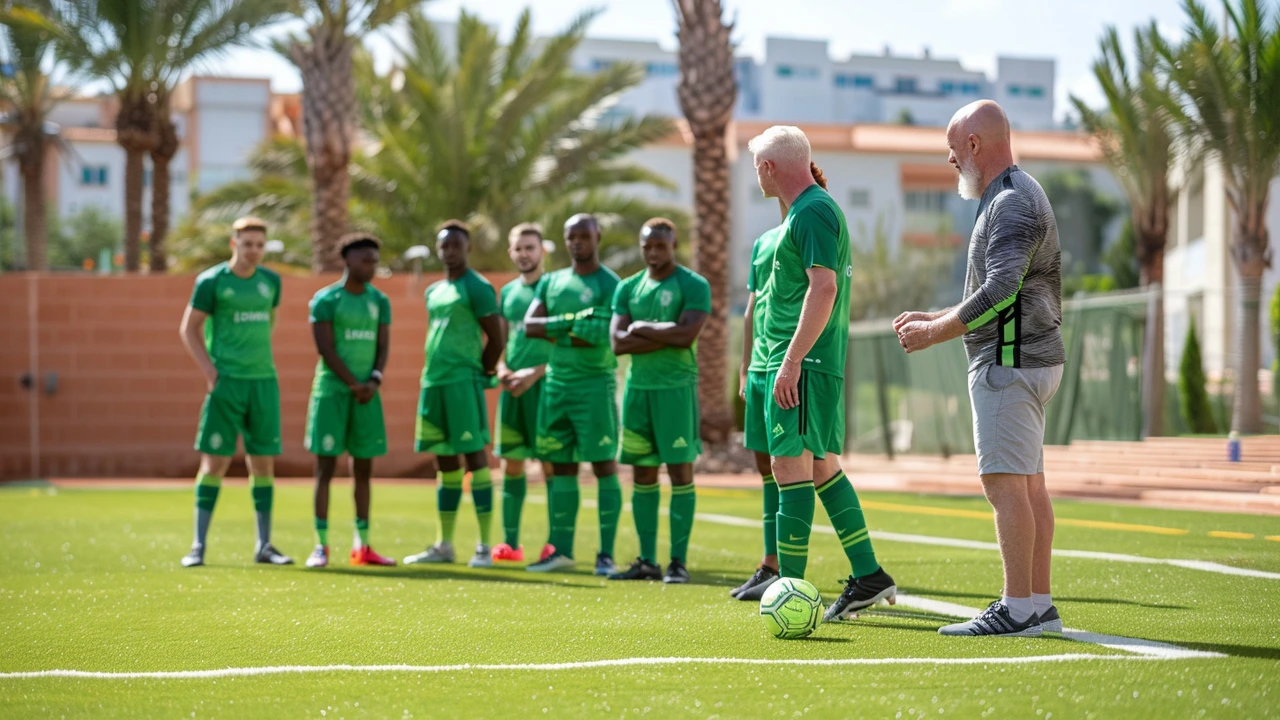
[731,565,780,599]
[254,543,294,565]
[823,567,897,622]
[736,572,782,602]
[662,559,690,584]
[938,601,1042,637]
[594,552,616,576]
[180,545,205,568]
[1037,605,1063,633]
[608,557,662,580]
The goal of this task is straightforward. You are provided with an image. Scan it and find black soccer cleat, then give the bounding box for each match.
[823,567,897,622]
[254,543,294,565]
[736,572,781,602]
[1037,604,1063,633]
[662,559,690,585]
[938,600,1042,637]
[731,564,780,599]
[608,557,662,581]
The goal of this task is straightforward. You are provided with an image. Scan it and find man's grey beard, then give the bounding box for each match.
[957,163,984,201]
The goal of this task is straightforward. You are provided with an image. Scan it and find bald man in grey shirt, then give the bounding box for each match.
[894,100,1064,638]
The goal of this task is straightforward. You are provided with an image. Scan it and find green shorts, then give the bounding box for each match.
[495,379,543,460]
[743,370,772,454]
[415,378,490,456]
[620,384,701,466]
[305,390,387,459]
[764,370,845,459]
[536,377,619,464]
[195,377,282,457]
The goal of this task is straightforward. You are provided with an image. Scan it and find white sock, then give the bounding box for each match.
[1033,593,1053,615]
[1003,595,1035,623]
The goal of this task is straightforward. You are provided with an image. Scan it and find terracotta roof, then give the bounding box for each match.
[658,119,1102,163]
[61,127,116,143]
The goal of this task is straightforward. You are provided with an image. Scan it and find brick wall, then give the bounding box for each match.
[0,271,517,479]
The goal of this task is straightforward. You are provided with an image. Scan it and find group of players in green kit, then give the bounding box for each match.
[175,123,897,620]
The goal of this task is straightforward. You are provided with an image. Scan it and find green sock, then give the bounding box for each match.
[315,518,329,547]
[669,483,696,563]
[548,475,579,558]
[632,482,661,563]
[761,474,778,557]
[437,469,464,545]
[354,517,370,548]
[776,481,815,579]
[501,474,527,547]
[471,467,494,546]
[250,475,274,546]
[193,474,222,547]
[596,474,622,557]
[817,471,880,577]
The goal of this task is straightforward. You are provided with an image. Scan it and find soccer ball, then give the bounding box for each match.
[759,578,824,639]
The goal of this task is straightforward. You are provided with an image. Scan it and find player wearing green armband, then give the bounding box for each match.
[522,214,622,575]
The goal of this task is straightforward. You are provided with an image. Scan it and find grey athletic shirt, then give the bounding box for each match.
[955,165,1065,372]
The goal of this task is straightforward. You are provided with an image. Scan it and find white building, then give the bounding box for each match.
[572,35,1056,130]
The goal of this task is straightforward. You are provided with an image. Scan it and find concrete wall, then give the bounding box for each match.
[0,271,517,480]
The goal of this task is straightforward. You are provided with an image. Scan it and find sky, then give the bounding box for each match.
[194,0,1198,123]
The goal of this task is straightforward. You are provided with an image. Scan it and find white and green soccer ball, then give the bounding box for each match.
[759,578,824,639]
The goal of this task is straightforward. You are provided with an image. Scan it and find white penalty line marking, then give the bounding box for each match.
[694,512,1280,581]
[0,653,1201,681]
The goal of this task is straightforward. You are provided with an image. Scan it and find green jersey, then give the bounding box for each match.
[501,277,550,372]
[422,269,498,388]
[308,281,391,394]
[612,265,712,390]
[747,227,784,373]
[762,185,852,378]
[189,262,281,380]
[534,265,620,384]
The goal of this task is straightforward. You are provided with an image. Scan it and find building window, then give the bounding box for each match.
[80,166,108,186]
[776,64,818,79]
[847,189,871,208]
[894,77,918,94]
[939,80,955,94]
[960,82,981,95]
[1008,84,1022,96]
[645,61,678,77]
[590,58,616,72]
[834,73,874,89]
[1026,86,1045,98]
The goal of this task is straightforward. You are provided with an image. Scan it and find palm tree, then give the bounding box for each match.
[0,1,61,271]
[356,9,682,270]
[671,0,737,445]
[1154,0,1280,434]
[1071,24,1174,437]
[280,0,416,273]
[37,0,285,272]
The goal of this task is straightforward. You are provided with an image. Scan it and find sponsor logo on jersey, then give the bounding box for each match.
[660,290,673,307]
[344,329,377,341]
[234,311,271,323]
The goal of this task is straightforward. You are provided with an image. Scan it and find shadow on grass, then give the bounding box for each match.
[902,587,1189,610]
[1148,640,1280,661]
[315,565,607,589]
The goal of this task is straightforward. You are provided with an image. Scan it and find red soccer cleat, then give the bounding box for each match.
[539,543,556,562]
[493,543,525,562]
[350,545,397,566]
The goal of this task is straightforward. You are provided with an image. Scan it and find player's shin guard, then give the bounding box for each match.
[548,475,580,558]
[501,474,527,547]
[193,473,222,547]
[597,474,622,557]
[471,467,494,546]
[776,481,815,579]
[437,469,464,545]
[817,471,880,577]
[669,483,696,563]
[250,475,274,547]
[632,482,660,563]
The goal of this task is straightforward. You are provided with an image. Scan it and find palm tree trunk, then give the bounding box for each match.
[1139,239,1165,437]
[122,146,145,272]
[692,131,733,443]
[148,114,180,273]
[18,148,46,271]
[291,27,354,273]
[1230,219,1267,434]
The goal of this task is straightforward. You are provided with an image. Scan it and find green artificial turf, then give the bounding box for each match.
[1,482,1277,718]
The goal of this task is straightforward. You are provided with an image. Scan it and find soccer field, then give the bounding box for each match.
[1,482,1278,718]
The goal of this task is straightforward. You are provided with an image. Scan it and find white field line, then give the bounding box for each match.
[0,654,1187,680]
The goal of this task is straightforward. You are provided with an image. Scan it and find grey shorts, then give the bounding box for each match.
[968,364,1064,476]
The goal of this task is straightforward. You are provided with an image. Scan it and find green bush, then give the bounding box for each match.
[1177,318,1218,434]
